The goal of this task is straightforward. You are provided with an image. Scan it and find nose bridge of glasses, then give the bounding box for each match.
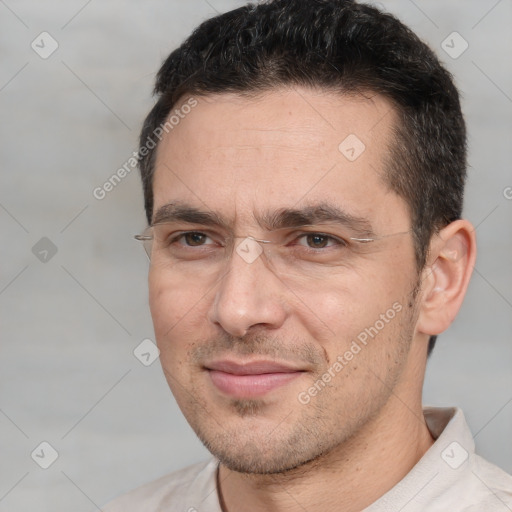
[222,237,294,295]
[239,235,272,243]
[231,235,276,267]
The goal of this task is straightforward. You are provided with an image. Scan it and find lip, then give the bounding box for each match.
[205,359,305,398]
[206,359,302,375]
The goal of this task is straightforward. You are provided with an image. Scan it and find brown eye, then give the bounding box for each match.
[306,234,329,248]
[183,232,208,246]
[296,233,345,249]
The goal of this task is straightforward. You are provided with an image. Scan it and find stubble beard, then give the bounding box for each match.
[178,281,421,476]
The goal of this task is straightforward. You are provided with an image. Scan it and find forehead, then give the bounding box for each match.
[152,87,408,231]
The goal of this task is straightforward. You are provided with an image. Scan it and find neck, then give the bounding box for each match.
[217,361,435,512]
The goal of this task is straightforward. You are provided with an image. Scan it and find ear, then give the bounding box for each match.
[415,219,477,337]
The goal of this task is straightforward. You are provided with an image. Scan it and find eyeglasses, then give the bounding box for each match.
[134,222,410,282]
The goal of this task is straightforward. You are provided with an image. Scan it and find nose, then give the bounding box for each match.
[207,239,288,337]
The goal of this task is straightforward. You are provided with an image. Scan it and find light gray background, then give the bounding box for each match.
[1,0,511,510]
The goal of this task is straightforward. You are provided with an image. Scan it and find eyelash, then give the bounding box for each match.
[166,231,348,250]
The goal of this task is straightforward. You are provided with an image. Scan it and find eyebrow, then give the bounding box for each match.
[152,202,229,228]
[152,201,375,237]
[260,204,375,236]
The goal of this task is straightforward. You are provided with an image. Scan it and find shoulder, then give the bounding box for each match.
[442,452,512,511]
[430,407,512,510]
[102,459,219,512]
[461,454,512,511]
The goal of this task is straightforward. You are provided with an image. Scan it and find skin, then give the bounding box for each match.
[148,87,476,512]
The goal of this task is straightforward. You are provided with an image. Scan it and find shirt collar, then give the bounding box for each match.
[365,406,476,511]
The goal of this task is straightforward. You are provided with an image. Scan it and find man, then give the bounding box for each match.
[104,0,512,510]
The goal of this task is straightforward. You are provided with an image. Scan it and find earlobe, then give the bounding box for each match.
[416,220,477,337]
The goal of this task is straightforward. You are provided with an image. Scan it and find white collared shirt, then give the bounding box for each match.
[103,407,512,511]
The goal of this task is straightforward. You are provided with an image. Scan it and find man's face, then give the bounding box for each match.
[149,88,421,474]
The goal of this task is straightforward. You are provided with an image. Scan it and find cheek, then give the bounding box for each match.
[290,271,365,321]
[148,270,206,346]
[148,274,172,334]
[292,271,409,359]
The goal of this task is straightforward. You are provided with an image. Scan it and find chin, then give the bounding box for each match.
[209,442,316,474]
[192,414,338,475]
